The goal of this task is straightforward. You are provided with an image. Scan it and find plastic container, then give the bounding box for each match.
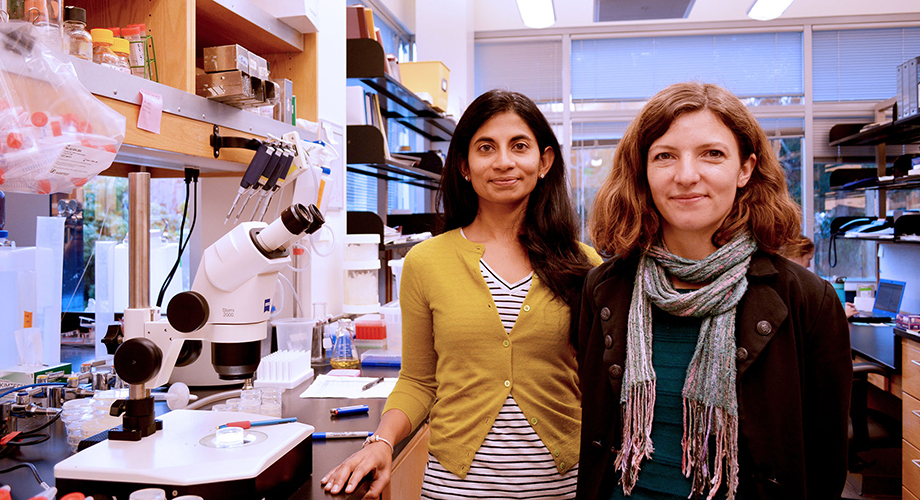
[122,25,147,78]
[63,6,92,61]
[380,301,402,353]
[343,260,380,314]
[272,318,316,353]
[355,314,386,349]
[129,488,166,500]
[389,258,405,300]
[90,29,119,70]
[112,37,131,74]
[344,234,380,261]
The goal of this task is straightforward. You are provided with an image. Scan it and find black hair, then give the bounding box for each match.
[437,89,594,304]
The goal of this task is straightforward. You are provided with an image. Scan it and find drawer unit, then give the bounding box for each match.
[908,486,920,500]
[905,393,920,449]
[904,338,920,398]
[906,439,920,497]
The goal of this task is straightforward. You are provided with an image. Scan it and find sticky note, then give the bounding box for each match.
[137,89,163,134]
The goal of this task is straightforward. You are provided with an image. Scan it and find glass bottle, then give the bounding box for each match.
[63,6,92,60]
[90,29,119,70]
[112,37,131,74]
[330,319,360,369]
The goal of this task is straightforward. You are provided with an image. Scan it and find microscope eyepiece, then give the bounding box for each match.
[253,203,325,255]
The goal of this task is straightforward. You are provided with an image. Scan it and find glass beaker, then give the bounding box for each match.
[330,319,359,369]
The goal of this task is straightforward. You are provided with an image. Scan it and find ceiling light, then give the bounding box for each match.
[590,157,603,167]
[747,0,794,21]
[516,0,556,29]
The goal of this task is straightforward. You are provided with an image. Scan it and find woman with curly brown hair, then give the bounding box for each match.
[575,82,851,500]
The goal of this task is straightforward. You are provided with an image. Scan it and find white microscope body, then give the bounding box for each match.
[54,204,323,500]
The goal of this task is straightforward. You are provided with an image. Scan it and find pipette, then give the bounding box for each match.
[249,146,290,221]
[234,145,282,222]
[255,148,296,221]
[224,143,270,224]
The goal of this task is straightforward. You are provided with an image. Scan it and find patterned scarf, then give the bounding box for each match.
[615,232,757,500]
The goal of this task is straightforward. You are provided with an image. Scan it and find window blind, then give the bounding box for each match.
[571,32,803,101]
[347,171,378,213]
[474,39,563,104]
[813,27,920,102]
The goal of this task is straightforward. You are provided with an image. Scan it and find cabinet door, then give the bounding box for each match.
[383,423,430,500]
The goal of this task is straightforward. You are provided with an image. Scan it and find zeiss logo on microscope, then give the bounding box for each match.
[264,299,271,312]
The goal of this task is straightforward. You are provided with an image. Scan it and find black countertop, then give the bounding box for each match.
[1,365,400,500]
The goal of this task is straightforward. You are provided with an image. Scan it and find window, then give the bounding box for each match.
[475,39,564,108]
[571,32,803,105]
[813,27,920,102]
[346,171,378,213]
[63,176,190,313]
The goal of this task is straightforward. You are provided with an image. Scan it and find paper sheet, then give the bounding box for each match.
[299,374,397,399]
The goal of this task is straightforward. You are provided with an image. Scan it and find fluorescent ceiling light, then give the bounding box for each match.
[516,0,556,29]
[747,0,794,21]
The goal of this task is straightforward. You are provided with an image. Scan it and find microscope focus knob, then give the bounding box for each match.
[113,337,162,385]
[167,291,210,333]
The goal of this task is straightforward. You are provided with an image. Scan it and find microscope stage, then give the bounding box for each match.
[54,410,314,499]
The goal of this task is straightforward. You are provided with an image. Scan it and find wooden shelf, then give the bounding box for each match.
[346,38,455,141]
[67,57,316,174]
[196,0,303,55]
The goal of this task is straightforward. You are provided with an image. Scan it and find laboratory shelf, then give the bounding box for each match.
[196,0,304,55]
[829,113,920,147]
[346,38,455,142]
[346,125,440,189]
[70,57,315,174]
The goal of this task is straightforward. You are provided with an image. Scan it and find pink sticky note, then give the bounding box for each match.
[137,89,163,134]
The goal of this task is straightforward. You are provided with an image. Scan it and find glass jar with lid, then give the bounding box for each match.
[111,37,131,74]
[62,6,92,60]
[90,28,118,70]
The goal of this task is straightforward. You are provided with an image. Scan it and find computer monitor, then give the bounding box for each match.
[872,279,906,318]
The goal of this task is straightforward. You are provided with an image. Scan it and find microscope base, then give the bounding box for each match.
[54,410,313,499]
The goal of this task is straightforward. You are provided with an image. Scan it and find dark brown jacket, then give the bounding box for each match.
[574,251,852,500]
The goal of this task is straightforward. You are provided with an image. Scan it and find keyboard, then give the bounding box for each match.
[848,315,894,324]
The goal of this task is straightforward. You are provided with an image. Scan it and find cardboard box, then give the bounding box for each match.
[203,44,249,74]
[399,61,450,113]
[196,70,253,100]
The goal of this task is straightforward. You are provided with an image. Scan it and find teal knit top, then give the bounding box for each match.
[609,304,701,500]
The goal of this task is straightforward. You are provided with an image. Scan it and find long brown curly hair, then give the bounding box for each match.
[590,82,801,258]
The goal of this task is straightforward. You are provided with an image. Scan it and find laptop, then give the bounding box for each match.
[850,278,907,323]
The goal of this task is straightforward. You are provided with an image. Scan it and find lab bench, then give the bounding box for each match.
[0,365,422,500]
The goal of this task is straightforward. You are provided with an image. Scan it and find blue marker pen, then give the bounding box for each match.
[330,404,369,416]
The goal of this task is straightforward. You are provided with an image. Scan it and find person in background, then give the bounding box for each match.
[781,235,857,317]
[322,89,602,499]
[780,235,815,268]
[575,82,852,499]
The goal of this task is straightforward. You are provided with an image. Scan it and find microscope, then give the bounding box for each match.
[55,202,323,499]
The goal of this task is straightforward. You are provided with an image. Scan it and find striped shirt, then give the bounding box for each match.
[420,255,578,499]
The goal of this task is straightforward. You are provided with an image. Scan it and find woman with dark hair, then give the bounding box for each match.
[323,89,601,499]
[576,82,851,500]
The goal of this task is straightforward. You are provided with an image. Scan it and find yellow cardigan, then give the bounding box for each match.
[383,229,602,479]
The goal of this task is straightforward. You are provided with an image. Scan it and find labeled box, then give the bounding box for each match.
[399,61,450,113]
[196,70,252,100]
[203,44,249,74]
[248,52,268,81]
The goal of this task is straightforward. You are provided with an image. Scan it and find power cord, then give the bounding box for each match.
[0,462,56,498]
[157,168,199,307]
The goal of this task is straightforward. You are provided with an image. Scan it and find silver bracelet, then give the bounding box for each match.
[362,434,394,454]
